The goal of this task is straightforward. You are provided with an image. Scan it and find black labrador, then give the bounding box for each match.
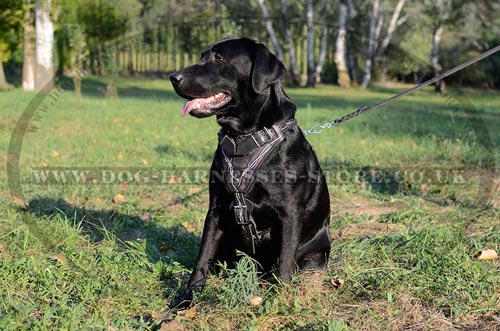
[169,37,330,306]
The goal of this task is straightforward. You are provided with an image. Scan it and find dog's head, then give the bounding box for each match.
[170,38,291,132]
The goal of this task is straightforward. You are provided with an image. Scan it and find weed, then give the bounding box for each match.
[212,251,264,308]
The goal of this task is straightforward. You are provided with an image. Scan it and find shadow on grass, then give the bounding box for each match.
[21,196,208,329]
[25,197,200,269]
[294,89,500,147]
[323,160,415,196]
[60,76,181,102]
[323,161,495,208]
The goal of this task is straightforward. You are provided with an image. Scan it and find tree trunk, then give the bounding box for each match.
[72,55,83,106]
[313,0,329,84]
[22,0,35,91]
[335,1,350,87]
[429,0,454,93]
[306,0,315,87]
[345,0,357,84]
[373,0,406,66]
[0,62,7,87]
[430,25,444,93]
[97,38,105,76]
[35,0,54,92]
[361,0,381,89]
[256,0,284,62]
[279,0,300,84]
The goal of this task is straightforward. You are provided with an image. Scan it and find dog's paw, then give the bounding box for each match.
[169,289,194,311]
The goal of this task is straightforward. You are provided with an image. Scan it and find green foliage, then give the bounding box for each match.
[78,0,141,42]
[55,0,86,71]
[0,0,23,62]
[75,0,141,75]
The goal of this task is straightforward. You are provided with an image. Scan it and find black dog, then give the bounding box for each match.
[170,38,330,306]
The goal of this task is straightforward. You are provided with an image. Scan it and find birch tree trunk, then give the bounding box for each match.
[256,0,284,62]
[22,0,35,91]
[335,1,350,87]
[306,0,315,87]
[279,0,300,84]
[35,0,54,91]
[362,0,406,88]
[430,25,444,92]
[313,0,329,84]
[361,0,381,89]
[374,0,405,61]
[429,0,449,93]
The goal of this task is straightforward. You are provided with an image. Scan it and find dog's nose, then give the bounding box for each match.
[170,71,183,84]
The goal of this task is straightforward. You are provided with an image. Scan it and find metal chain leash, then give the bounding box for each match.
[303,44,500,137]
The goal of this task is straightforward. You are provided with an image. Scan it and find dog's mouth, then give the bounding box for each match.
[180,92,232,116]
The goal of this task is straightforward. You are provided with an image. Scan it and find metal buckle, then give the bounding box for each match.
[250,128,274,148]
[264,127,276,140]
[234,203,249,225]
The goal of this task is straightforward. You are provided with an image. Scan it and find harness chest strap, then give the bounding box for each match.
[218,118,296,253]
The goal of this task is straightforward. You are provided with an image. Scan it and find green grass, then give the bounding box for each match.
[0,77,499,330]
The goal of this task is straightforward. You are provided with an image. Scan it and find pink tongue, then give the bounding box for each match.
[181,97,209,116]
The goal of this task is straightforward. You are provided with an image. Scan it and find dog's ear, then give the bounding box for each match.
[251,43,286,94]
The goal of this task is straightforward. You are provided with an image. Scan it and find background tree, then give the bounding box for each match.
[305,0,329,87]
[279,0,300,84]
[22,0,35,91]
[472,1,500,88]
[55,0,86,103]
[0,0,24,88]
[345,0,358,84]
[2,0,500,91]
[361,0,407,88]
[335,0,350,88]
[424,0,466,92]
[312,0,329,85]
[256,0,285,62]
[35,0,55,91]
[78,0,141,76]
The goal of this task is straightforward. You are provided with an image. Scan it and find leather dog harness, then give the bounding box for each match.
[218,118,297,254]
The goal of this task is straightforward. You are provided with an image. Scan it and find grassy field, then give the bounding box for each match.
[0,77,499,330]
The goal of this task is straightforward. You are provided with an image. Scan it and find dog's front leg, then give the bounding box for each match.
[186,208,222,290]
[173,208,222,308]
[278,214,302,282]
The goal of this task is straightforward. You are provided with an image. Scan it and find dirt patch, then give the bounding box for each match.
[330,196,406,240]
[333,220,406,240]
[339,294,500,331]
[341,295,452,330]
[331,195,400,218]
[453,312,500,331]
[465,213,500,239]
[296,270,330,298]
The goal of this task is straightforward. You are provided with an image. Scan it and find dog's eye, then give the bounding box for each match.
[214,54,225,62]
